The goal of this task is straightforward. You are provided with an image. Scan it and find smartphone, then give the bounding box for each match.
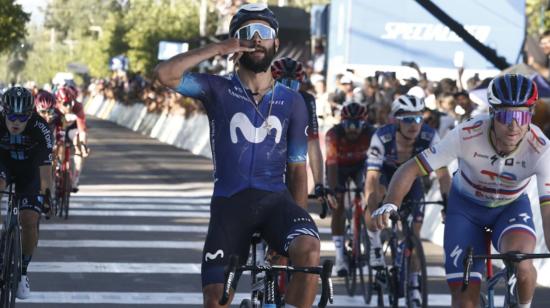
[453,51,464,68]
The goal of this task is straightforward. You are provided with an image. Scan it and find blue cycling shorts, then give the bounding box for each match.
[444,185,536,285]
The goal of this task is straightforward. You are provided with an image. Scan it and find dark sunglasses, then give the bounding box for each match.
[234,23,276,40]
[6,113,31,122]
[493,109,532,126]
[343,119,365,131]
[396,115,423,124]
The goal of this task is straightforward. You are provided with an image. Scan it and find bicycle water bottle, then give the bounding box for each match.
[263,304,276,308]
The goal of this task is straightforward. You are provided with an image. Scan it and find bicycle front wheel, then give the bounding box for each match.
[403,234,428,308]
[62,166,71,220]
[0,227,21,308]
[357,215,373,304]
[343,221,357,296]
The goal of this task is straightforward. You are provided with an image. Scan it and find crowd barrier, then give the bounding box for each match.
[84,94,550,287]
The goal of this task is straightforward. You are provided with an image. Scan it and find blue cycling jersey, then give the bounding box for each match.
[367,123,439,201]
[175,72,308,197]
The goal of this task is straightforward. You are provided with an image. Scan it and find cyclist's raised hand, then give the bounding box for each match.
[371,203,398,230]
[216,38,256,62]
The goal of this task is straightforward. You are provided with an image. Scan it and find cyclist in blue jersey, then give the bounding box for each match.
[154,4,320,308]
[270,57,329,204]
[372,74,550,308]
[365,94,451,302]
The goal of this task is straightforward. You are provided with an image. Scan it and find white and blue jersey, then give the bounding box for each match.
[414,115,550,284]
[367,123,439,204]
[175,72,309,197]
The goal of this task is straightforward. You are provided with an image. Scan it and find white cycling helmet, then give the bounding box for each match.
[391,94,425,116]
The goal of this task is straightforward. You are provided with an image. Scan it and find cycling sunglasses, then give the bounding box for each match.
[343,119,365,131]
[396,115,423,124]
[38,108,55,116]
[234,23,276,40]
[493,109,532,126]
[279,78,301,91]
[6,113,31,122]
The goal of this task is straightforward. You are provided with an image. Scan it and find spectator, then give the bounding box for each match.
[528,30,550,80]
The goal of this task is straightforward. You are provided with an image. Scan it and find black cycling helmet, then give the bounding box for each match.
[229,3,279,38]
[341,101,368,120]
[271,57,305,82]
[2,86,34,114]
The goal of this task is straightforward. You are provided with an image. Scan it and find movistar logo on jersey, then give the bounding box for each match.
[230,112,282,144]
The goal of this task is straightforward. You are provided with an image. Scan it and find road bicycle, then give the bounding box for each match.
[0,187,22,308]
[462,232,550,308]
[219,235,334,308]
[370,199,445,308]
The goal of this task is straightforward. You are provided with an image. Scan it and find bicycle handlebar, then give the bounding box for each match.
[219,255,334,307]
[308,193,331,219]
[461,246,550,291]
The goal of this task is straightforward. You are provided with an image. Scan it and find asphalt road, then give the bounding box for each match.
[16,117,550,307]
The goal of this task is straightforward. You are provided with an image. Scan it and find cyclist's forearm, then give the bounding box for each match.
[435,167,451,196]
[307,139,323,185]
[364,170,381,209]
[287,163,308,209]
[39,165,53,194]
[154,43,222,89]
[541,205,550,251]
[383,159,423,206]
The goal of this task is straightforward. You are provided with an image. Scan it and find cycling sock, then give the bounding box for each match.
[367,229,381,248]
[22,254,32,275]
[332,236,344,262]
[518,301,531,308]
[409,272,420,287]
[285,304,298,308]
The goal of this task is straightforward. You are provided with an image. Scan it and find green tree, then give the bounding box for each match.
[527,0,550,36]
[122,0,202,76]
[0,0,30,54]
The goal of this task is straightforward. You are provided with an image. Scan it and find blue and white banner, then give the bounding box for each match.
[328,0,525,70]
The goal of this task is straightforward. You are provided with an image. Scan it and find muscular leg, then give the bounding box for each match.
[449,283,481,308]
[72,138,83,189]
[331,193,345,236]
[203,284,232,308]
[20,210,40,276]
[285,235,320,308]
[499,231,537,305]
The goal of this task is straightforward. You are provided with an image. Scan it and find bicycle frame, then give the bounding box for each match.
[463,245,550,308]
[0,187,22,307]
[220,254,333,308]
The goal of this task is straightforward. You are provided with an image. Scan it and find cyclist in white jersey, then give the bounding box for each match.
[372,74,550,308]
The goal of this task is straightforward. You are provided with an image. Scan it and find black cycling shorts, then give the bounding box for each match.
[0,160,44,213]
[201,188,319,287]
[336,163,365,192]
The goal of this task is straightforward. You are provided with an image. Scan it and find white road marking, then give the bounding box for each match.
[18,292,503,306]
[37,223,332,234]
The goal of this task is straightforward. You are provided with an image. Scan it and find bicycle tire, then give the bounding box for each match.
[403,234,428,308]
[479,291,487,308]
[0,227,20,308]
[239,299,254,308]
[386,238,400,308]
[344,217,357,295]
[62,165,71,220]
[357,214,373,304]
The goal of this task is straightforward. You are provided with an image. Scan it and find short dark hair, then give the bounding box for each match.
[541,30,550,40]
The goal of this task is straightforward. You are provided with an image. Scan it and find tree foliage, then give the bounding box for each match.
[0,0,30,54]
[526,0,550,36]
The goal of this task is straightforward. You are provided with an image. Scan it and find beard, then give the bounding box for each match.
[239,45,277,73]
